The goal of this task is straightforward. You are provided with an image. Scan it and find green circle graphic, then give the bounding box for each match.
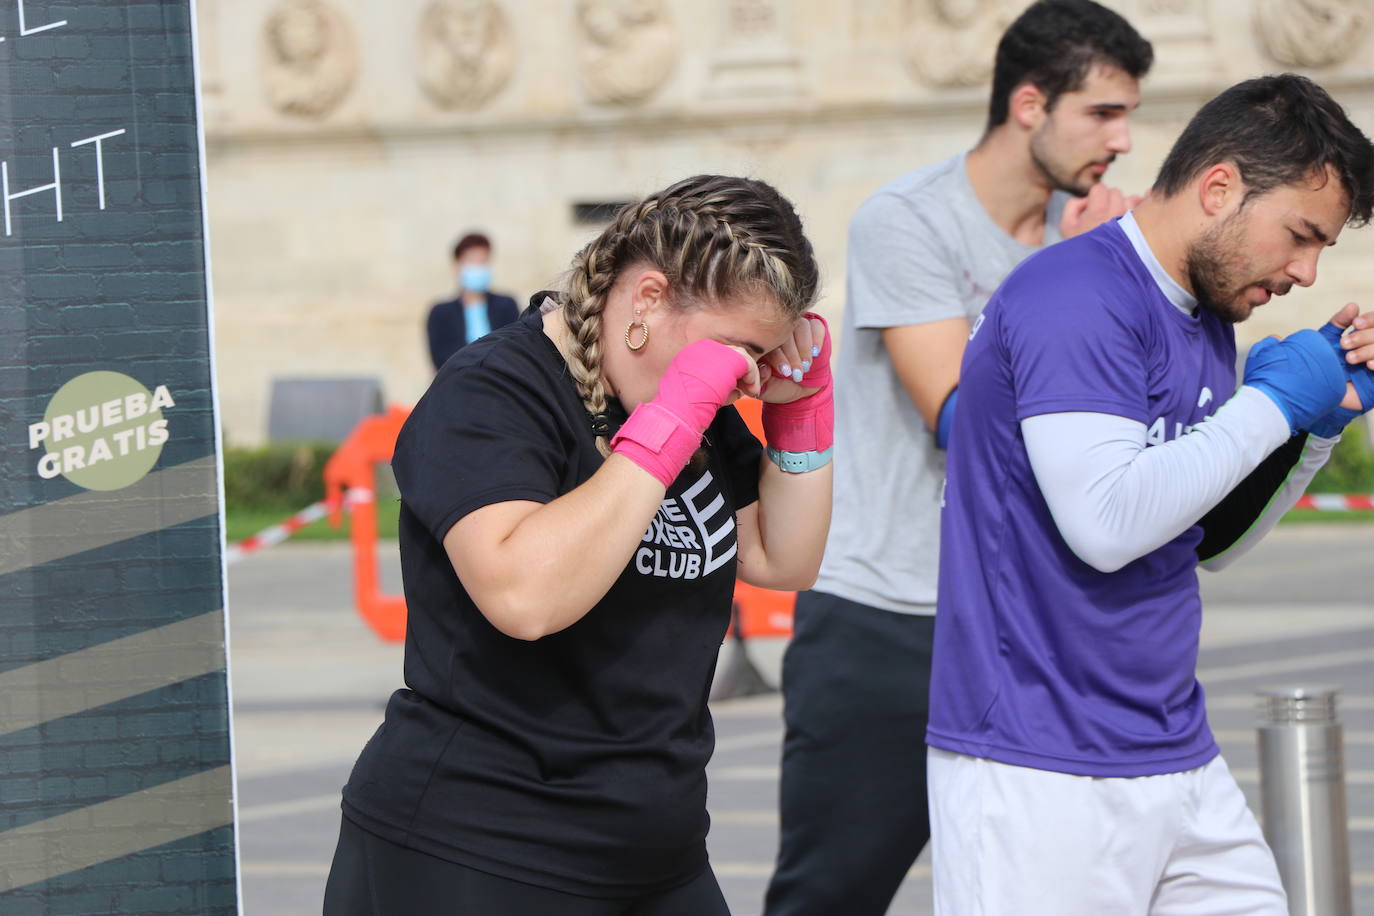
[42,371,168,491]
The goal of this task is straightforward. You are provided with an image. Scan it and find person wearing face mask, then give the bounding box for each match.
[426,232,521,371]
[325,175,833,915]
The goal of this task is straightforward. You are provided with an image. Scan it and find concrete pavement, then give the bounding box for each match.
[227,524,1374,915]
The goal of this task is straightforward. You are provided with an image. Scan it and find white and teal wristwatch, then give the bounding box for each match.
[765,445,834,474]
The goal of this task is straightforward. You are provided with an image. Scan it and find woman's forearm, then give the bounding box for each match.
[737,457,833,590]
[444,454,665,640]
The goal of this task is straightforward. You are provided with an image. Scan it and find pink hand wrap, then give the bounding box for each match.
[762,313,834,452]
[611,339,750,488]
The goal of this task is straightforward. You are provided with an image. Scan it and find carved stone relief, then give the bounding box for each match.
[575,0,679,105]
[703,0,803,100]
[1132,0,1220,83]
[902,0,1014,88]
[261,0,358,118]
[417,0,516,111]
[729,0,778,37]
[1256,0,1372,68]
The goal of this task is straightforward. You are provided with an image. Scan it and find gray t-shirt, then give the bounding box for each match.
[814,152,1066,615]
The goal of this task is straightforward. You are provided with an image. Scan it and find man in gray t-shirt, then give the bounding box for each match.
[764,3,1153,914]
[819,153,1067,614]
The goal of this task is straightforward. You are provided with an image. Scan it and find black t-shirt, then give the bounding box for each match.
[341,308,762,896]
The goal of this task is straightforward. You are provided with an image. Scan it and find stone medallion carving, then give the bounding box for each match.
[903,0,1014,88]
[576,0,679,105]
[417,0,516,111]
[261,0,358,118]
[1256,0,1372,68]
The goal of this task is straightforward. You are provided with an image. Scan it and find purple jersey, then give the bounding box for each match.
[927,221,1237,777]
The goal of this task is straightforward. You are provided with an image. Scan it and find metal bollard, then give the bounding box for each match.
[1255,685,1353,916]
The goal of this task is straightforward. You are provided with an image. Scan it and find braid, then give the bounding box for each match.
[564,233,620,457]
[563,201,650,455]
[560,174,821,457]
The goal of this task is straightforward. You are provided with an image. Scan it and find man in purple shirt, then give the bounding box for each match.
[929,74,1374,913]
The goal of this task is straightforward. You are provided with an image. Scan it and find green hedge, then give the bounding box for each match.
[222,442,335,511]
[224,500,400,542]
[1310,424,1374,493]
[218,429,1371,533]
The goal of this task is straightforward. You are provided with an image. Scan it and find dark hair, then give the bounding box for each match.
[986,0,1153,131]
[452,232,491,261]
[1153,74,1374,226]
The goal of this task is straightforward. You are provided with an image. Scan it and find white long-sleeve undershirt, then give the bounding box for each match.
[1021,386,1334,573]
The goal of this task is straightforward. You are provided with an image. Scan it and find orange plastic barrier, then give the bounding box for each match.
[324,405,411,642]
[729,399,797,639]
[324,399,796,643]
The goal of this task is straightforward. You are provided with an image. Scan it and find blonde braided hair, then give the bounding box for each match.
[563,175,819,455]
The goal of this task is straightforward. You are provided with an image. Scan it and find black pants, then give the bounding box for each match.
[763,590,935,916]
[323,815,730,916]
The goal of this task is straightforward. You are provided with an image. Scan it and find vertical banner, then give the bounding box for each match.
[0,1,237,913]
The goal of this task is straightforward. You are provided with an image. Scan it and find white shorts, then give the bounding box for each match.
[927,747,1288,916]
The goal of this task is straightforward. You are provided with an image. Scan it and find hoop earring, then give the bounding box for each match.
[624,318,650,351]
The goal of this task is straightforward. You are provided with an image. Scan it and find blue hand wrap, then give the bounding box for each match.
[1309,321,1374,438]
[1243,329,1348,435]
[1309,404,1361,439]
[936,387,959,450]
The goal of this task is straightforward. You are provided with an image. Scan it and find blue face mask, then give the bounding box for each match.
[460,264,492,294]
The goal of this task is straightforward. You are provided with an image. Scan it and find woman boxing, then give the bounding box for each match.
[324,174,833,915]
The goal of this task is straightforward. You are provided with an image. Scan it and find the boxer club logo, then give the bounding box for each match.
[636,471,736,580]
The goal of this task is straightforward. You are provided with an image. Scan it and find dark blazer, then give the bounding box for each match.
[426,292,520,370]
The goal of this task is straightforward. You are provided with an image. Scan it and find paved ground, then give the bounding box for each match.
[228,524,1374,915]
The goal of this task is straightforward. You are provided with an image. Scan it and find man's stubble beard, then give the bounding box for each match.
[1184,213,1267,324]
[1028,123,1101,198]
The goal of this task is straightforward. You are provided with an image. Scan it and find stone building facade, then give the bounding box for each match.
[197,0,1374,443]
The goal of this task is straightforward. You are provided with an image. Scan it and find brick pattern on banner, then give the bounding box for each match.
[0,0,235,911]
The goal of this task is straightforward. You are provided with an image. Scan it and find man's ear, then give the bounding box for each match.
[1198,162,1242,217]
[1009,82,1049,131]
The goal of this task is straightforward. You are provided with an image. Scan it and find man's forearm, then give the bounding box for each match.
[1023,387,1292,572]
